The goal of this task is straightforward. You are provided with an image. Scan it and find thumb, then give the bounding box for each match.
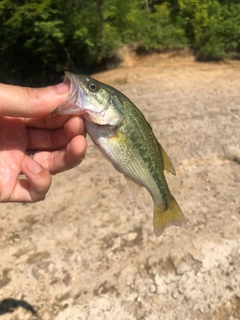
[0,82,69,117]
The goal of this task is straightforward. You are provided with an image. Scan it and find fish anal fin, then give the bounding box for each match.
[154,196,185,237]
[158,143,176,175]
[125,176,142,203]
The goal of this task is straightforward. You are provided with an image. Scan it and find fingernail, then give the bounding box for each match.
[26,157,42,174]
[55,82,70,95]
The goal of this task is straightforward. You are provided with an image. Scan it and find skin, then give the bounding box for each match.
[0,82,87,203]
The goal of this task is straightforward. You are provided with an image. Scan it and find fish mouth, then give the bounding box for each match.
[54,72,85,115]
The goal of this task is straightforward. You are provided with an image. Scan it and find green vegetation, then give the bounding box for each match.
[0,0,240,85]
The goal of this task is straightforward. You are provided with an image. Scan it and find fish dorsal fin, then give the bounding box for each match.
[158,143,176,175]
[124,176,142,203]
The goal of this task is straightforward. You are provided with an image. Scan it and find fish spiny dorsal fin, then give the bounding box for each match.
[158,143,176,175]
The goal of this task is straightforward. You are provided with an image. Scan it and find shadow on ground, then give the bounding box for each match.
[0,298,37,316]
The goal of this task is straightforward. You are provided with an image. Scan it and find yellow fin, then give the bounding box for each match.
[154,196,185,237]
[158,143,176,175]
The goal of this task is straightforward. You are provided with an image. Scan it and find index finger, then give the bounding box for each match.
[0,82,69,118]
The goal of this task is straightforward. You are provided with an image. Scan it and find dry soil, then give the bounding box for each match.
[0,55,240,320]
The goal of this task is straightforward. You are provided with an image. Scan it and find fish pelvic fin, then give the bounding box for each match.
[158,143,176,175]
[154,196,185,237]
[125,176,142,202]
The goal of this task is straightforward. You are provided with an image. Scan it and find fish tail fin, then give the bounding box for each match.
[154,196,186,237]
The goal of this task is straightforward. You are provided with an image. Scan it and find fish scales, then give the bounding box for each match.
[55,72,186,236]
[118,99,169,203]
[86,97,169,207]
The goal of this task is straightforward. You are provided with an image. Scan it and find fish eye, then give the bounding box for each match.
[88,82,98,92]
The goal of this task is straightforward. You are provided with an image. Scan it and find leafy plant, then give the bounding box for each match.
[0,0,240,85]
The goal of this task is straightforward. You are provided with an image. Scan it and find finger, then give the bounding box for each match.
[24,114,71,129]
[27,127,69,150]
[25,114,85,132]
[0,82,69,117]
[10,157,52,202]
[27,116,85,150]
[64,116,85,137]
[33,135,87,174]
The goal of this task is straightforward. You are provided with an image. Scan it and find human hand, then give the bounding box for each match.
[0,82,87,202]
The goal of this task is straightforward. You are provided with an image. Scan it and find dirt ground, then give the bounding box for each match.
[0,54,240,320]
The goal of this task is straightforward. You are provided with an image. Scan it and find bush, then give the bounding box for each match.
[133,3,189,52]
[1,0,240,85]
[178,0,240,60]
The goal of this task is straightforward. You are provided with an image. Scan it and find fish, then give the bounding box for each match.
[55,72,185,236]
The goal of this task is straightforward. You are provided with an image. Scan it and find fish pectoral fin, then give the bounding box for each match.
[158,143,176,175]
[124,176,142,203]
[154,196,185,237]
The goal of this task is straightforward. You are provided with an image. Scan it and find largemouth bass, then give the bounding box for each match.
[55,72,185,236]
